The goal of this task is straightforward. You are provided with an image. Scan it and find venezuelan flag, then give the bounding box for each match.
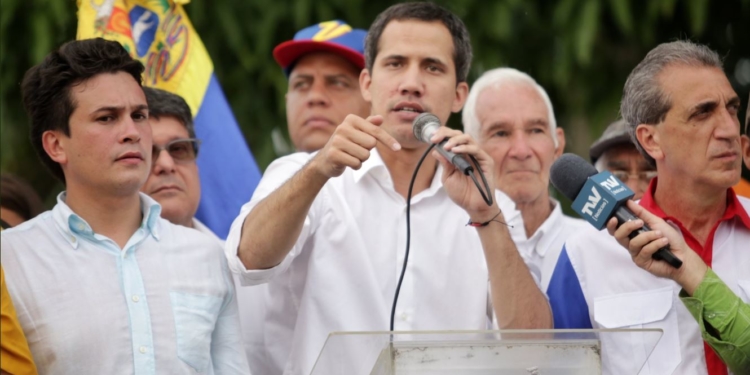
[77,0,261,239]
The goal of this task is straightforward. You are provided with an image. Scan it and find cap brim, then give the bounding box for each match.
[589,134,634,163]
[273,40,365,72]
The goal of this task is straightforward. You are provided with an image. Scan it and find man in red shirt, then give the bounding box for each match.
[548,40,750,375]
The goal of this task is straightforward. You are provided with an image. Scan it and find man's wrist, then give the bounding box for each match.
[467,204,502,224]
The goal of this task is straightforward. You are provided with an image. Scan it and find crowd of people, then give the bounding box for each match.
[1,2,749,375]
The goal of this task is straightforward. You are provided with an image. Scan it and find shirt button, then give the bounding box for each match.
[70,236,76,242]
[139,346,147,354]
[132,295,140,303]
[707,313,716,319]
[401,312,408,321]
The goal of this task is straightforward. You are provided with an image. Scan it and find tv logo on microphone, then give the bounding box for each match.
[572,171,635,229]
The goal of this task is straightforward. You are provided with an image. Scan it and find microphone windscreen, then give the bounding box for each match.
[550,153,599,200]
[412,112,440,142]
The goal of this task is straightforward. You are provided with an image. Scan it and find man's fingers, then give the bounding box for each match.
[613,219,643,241]
[430,127,464,144]
[330,148,364,170]
[605,217,619,236]
[635,236,670,262]
[628,230,664,255]
[443,134,475,150]
[351,115,400,151]
[365,115,384,126]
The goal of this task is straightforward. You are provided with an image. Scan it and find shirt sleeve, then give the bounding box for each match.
[0,265,38,375]
[679,268,750,374]
[547,246,593,329]
[224,153,316,286]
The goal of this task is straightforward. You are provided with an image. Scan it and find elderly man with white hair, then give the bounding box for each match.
[463,68,587,290]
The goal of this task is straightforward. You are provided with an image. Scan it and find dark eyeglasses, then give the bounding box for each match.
[152,138,201,164]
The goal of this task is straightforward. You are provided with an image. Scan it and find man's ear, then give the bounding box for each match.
[42,130,68,165]
[636,123,663,161]
[554,127,566,157]
[741,134,750,170]
[452,82,469,113]
[359,69,372,103]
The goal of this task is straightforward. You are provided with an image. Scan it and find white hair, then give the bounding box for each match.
[462,67,557,146]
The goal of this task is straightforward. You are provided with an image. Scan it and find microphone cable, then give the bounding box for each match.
[389,144,494,331]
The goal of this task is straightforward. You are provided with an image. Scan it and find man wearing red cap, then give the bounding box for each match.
[274,20,371,152]
[238,20,372,374]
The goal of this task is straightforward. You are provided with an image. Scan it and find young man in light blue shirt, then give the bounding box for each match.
[0,38,249,375]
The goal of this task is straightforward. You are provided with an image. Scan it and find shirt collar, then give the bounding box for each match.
[639,177,750,230]
[352,147,388,184]
[52,192,163,249]
[528,198,564,258]
[352,148,445,200]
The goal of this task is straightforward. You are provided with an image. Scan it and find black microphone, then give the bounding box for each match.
[412,113,473,175]
[550,153,682,269]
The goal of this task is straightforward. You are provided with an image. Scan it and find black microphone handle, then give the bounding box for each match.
[435,138,473,175]
[614,207,683,268]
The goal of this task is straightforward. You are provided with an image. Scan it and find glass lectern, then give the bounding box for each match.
[311,329,662,375]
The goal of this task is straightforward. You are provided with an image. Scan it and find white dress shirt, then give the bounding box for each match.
[225,150,529,375]
[513,199,588,291]
[550,196,750,374]
[1,193,249,375]
[194,217,271,375]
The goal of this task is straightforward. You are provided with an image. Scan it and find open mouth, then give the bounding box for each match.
[393,102,425,114]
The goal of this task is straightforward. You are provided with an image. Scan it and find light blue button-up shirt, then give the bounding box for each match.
[1,192,249,375]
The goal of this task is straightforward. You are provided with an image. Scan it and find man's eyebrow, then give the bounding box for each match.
[482,122,510,133]
[325,74,354,80]
[524,118,547,127]
[91,106,124,115]
[726,95,740,108]
[689,100,718,116]
[423,57,447,66]
[289,74,313,81]
[382,54,406,62]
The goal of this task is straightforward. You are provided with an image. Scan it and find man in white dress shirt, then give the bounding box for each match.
[463,68,587,290]
[1,38,248,375]
[225,3,551,375]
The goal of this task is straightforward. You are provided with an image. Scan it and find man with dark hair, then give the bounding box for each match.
[140,87,205,233]
[276,20,371,152]
[226,3,549,374]
[0,174,44,227]
[1,38,248,374]
[549,40,749,374]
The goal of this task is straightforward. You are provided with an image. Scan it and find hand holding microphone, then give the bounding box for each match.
[550,153,682,269]
[412,113,495,210]
[608,200,707,293]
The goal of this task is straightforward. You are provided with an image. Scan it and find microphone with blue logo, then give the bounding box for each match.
[550,153,682,269]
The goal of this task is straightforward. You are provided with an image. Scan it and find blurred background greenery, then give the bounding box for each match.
[1,0,749,207]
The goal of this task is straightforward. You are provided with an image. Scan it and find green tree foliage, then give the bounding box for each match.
[1,0,749,206]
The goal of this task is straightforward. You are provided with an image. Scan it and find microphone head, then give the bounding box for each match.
[550,153,599,201]
[413,112,440,143]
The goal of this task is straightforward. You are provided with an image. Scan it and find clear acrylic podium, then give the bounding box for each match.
[311,329,662,375]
